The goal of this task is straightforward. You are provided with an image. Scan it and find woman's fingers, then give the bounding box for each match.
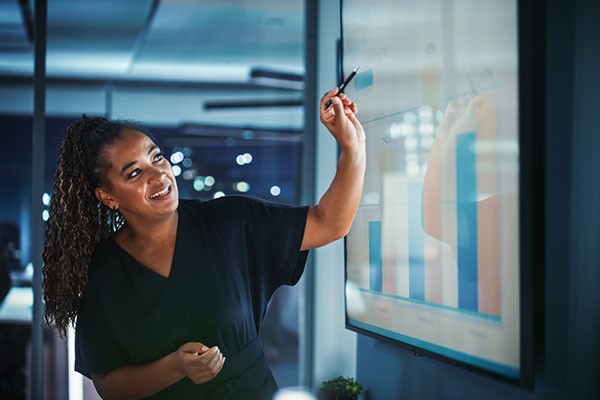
[195,346,221,365]
[320,89,356,117]
[179,344,226,385]
[180,342,209,354]
[320,87,339,110]
[318,87,363,150]
[194,354,225,384]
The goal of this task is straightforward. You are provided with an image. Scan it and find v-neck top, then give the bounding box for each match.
[74,196,309,397]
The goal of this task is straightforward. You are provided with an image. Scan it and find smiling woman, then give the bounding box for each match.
[41,88,366,399]
[42,117,163,331]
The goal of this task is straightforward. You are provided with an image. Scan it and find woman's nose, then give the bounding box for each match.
[148,165,166,183]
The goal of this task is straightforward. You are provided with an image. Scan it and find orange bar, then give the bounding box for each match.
[476,94,500,315]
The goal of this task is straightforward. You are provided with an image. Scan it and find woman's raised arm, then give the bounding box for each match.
[301,88,366,251]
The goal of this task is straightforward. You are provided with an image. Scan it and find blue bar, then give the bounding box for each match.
[368,221,382,292]
[354,68,374,91]
[456,132,479,311]
[408,182,425,300]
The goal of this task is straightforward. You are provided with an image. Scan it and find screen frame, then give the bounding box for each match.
[340,0,541,388]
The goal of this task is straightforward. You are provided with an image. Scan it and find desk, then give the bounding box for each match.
[0,287,70,399]
[0,286,33,323]
[0,287,33,398]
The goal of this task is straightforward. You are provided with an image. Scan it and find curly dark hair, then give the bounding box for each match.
[42,115,154,338]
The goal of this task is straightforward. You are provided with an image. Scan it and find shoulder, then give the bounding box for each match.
[200,195,265,209]
[86,238,128,292]
[179,195,268,220]
[89,239,118,276]
[178,196,306,231]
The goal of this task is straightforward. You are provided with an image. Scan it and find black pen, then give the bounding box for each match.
[325,65,361,109]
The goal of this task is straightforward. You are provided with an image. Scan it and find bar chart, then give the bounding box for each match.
[342,0,521,381]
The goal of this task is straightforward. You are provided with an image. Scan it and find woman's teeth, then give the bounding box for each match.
[150,186,169,199]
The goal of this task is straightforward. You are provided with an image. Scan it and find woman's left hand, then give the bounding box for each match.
[319,88,365,153]
[300,89,366,251]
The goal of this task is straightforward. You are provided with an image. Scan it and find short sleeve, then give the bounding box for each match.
[240,197,309,292]
[75,282,128,378]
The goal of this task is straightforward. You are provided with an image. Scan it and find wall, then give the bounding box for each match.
[354,0,600,399]
[310,0,358,389]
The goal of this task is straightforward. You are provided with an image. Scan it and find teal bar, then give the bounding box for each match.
[354,68,374,91]
[408,182,425,300]
[369,221,382,292]
[456,132,479,311]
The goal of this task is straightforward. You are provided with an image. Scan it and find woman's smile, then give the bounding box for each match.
[149,184,173,200]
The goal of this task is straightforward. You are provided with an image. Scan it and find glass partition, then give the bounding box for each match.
[0,0,307,397]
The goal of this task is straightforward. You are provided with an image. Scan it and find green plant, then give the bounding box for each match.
[319,376,364,400]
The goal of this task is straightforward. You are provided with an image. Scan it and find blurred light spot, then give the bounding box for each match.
[363,192,380,204]
[404,137,418,152]
[214,191,225,199]
[243,153,253,164]
[419,105,434,122]
[172,165,182,176]
[346,281,367,317]
[405,153,419,163]
[236,182,250,192]
[270,185,281,196]
[182,158,193,168]
[205,176,215,186]
[183,170,195,180]
[182,147,192,157]
[419,122,434,136]
[42,193,51,206]
[242,130,254,139]
[42,210,50,221]
[236,153,253,165]
[421,136,434,150]
[406,162,420,177]
[193,177,205,191]
[170,151,184,164]
[273,387,316,400]
[389,123,401,139]
[401,123,414,136]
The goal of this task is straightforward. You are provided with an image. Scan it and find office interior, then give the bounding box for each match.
[0,0,598,399]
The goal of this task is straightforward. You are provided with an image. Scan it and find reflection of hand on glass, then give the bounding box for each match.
[423,95,480,244]
[423,94,504,315]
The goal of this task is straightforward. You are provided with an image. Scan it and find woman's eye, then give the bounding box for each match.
[128,169,140,179]
[154,153,164,161]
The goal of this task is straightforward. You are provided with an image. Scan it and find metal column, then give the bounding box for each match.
[31,0,47,398]
[300,0,318,390]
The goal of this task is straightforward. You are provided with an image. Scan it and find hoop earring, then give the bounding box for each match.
[111,206,119,232]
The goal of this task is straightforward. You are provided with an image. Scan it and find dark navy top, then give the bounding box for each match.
[75,196,309,398]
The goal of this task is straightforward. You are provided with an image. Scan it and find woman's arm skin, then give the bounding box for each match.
[91,342,224,400]
[301,88,366,251]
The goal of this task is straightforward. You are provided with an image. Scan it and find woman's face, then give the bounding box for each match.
[94,130,179,223]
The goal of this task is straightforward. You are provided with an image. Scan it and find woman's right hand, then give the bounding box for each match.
[319,88,365,154]
[174,342,225,385]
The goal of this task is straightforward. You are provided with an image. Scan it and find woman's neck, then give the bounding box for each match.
[116,211,178,248]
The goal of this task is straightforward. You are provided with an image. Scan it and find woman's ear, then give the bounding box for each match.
[94,187,118,210]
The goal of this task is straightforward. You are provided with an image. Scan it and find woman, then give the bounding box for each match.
[42,88,365,399]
